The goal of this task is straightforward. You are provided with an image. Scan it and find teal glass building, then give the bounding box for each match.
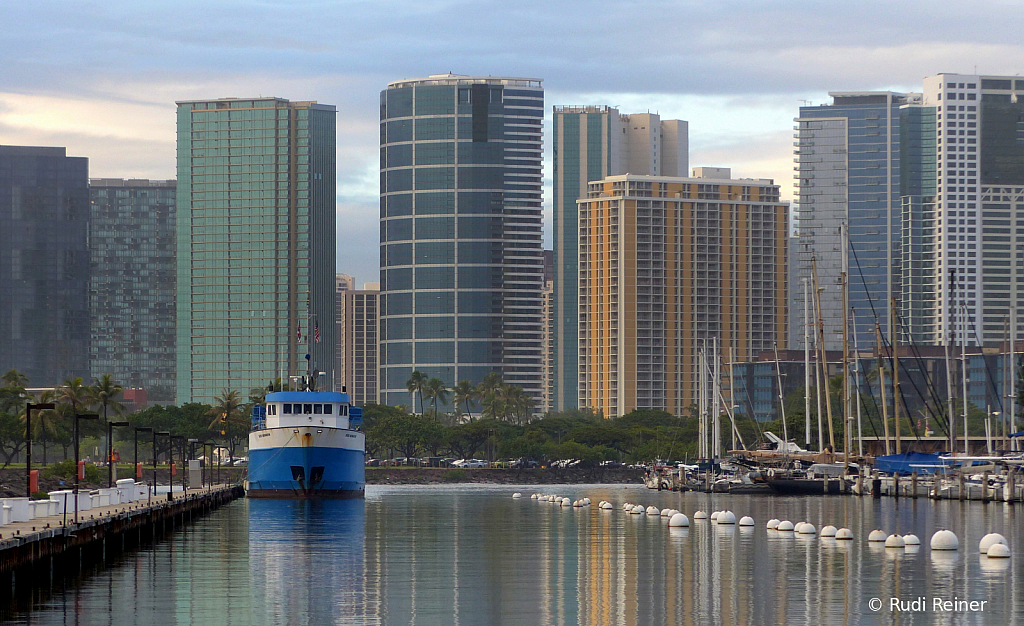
[379,75,544,408]
[89,178,177,399]
[175,98,336,404]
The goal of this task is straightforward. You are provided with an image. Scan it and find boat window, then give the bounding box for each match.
[324,404,333,415]
[283,404,292,414]
[342,405,348,416]
[303,403,313,414]
[313,404,323,414]
[268,405,276,415]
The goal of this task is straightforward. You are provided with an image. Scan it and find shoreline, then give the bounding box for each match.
[366,467,644,485]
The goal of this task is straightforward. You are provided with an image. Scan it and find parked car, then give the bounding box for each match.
[599,460,623,468]
[365,458,381,467]
[513,458,539,469]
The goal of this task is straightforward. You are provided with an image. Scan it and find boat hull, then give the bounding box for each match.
[247,426,365,499]
[766,477,850,495]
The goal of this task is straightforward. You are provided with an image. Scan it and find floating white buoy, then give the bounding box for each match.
[868,530,888,542]
[987,543,1011,558]
[531,494,538,499]
[694,510,708,520]
[573,500,583,507]
[631,505,644,514]
[767,518,780,530]
[710,511,721,521]
[718,511,737,525]
[739,516,754,526]
[903,534,920,545]
[798,523,816,535]
[623,503,633,511]
[930,530,959,550]
[584,498,591,506]
[777,520,795,531]
[513,492,522,499]
[835,528,854,540]
[562,498,572,506]
[646,506,660,516]
[601,501,613,510]
[980,533,1008,554]
[820,525,837,537]
[885,534,906,548]
[669,513,690,527]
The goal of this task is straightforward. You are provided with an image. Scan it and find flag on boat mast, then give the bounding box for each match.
[297,321,302,341]
[314,320,321,343]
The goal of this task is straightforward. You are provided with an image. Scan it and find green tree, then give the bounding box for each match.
[423,378,449,421]
[476,373,503,420]
[208,389,247,460]
[406,370,428,414]
[452,380,476,421]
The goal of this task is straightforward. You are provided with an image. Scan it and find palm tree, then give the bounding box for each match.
[2,369,29,388]
[89,374,124,465]
[32,389,60,465]
[60,377,90,412]
[423,378,449,421]
[476,372,503,419]
[452,380,476,422]
[406,370,428,414]
[209,389,245,461]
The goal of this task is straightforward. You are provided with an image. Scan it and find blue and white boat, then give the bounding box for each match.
[246,384,365,499]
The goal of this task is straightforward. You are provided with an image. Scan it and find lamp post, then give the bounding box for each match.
[134,426,152,479]
[107,421,130,487]
[188,438,200,491]
[172,435,187,494]
[156,431,171,500]
[25,401,55,497]
[74,412,100,524]
[204,441,216,489]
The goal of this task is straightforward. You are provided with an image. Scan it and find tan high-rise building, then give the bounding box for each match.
[578,171,788,417]
[337,283,380,405]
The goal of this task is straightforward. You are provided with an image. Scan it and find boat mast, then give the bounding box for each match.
[812,256,836,453]
[713,337,721,461]
[876,321,891,456]
[1012,304,1018,452]
[804,277,812,448]
[852,307,864,457]
[962,301,969,455]
[891,297,901,455]
[946,268,957,456]
[773,341,789,456]
[813,291,824,451]
[842,223,851,469]
[729,345,737,452]
[698,341,707,460]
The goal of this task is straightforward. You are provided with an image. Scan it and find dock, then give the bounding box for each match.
[0,481,244,604]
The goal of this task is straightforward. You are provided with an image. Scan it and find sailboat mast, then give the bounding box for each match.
[842,223,850,468]
[852,308,864,457]
[877,322,891,456]
[946,268,957,456]
[1012,304,1018,452]
[891,297,901,455]
[804,277,812,448]
[773,341,788,454]
[962,301,969,455]
[811,256,835,452]
[713,337,721,461]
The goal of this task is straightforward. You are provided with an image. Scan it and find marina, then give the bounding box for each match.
[1,484,1022,625]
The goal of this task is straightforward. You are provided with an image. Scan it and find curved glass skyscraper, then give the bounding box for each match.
[379,75,544,409]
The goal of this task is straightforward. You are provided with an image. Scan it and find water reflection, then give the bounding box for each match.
[5,486,1024,625]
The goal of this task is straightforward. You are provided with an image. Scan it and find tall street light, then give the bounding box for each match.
[157,431,171,501]
[74,412,99,524]
[172,435,187,494]
[188,438,200,491]
[134,426,153,479]
[107,421,130,487]
[25,401,55,497]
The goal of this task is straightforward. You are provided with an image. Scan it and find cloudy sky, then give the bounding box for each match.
[4,1,1022,285]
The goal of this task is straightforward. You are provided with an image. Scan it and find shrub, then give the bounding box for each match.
[442,469,469,483]
[30,491,49,500]
[44,459,103,482]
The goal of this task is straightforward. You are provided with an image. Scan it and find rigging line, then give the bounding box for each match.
[963,300,1006,413]
[848,239,882,324]
[885,308,937,442]
[858,353,884,441]
[892,310,952,438]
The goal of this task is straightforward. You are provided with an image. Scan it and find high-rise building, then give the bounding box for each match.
[89,178,177,399]
[577,171,787,417]
[0,146,90,386]
[551,106,688,411]
[916,74,1024,346]
[791,92,916,351]
[337,283,380,405]
[175,97,336,403]
[379,75,544,408]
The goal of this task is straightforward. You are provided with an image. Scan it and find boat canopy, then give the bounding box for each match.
[873,451,945,475]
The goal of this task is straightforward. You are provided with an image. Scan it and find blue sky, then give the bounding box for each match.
[3,0,1023,285]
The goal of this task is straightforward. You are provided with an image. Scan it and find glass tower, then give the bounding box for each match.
[175,98,336,404]
[0,145,90,386]
[379,75,544,408]
[89,178,177,399]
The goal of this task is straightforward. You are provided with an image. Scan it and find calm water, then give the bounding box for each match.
[4,485,1023,625]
